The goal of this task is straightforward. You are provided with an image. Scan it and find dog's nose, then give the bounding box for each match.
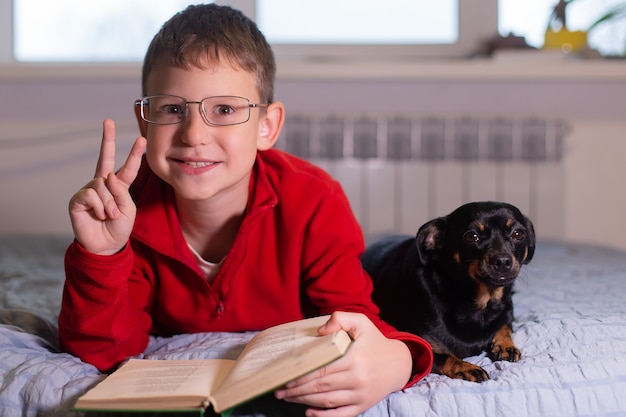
[491,255,513,273]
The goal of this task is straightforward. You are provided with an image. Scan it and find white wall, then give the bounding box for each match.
[1,60,625,250]
[563,121,626,249]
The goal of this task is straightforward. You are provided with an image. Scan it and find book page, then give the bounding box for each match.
[222,315,330,380]
[75,359,234,410]
[210,315,352,412]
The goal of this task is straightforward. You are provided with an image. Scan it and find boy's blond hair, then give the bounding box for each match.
[141,4,276,103]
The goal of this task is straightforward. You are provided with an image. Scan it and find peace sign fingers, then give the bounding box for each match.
[69,119,147,255]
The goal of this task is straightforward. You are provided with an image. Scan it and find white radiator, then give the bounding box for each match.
[277,115,568,241]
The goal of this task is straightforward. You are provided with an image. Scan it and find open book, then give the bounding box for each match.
[73,315,352,414]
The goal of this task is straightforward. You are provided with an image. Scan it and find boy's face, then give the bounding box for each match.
[138,62,281,203]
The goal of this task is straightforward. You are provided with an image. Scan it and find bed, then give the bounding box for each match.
[1,234,626,417]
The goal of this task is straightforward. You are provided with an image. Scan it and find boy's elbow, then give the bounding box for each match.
[58,326,148,373]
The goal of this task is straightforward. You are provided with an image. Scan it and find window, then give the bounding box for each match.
[257,0,458,44]
[3,0,624,63]
[12,0,193,62]
[255,0,472,60]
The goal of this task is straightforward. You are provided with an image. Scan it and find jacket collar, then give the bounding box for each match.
[131,153,278,260]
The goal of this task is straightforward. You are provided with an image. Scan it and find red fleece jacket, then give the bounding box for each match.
[59,149,432,384]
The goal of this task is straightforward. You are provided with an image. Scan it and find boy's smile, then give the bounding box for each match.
[174,158,220,175]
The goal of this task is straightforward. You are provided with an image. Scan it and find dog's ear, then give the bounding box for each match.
[416,217,446,265]
[523,216,536,264]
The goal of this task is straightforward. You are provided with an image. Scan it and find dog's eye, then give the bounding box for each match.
[463,231,480,243]
[511,229,526,241]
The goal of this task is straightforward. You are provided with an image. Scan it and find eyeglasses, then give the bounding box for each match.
[135,95,269,126]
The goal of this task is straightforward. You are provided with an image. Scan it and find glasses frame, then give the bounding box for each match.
[134,94,269,126]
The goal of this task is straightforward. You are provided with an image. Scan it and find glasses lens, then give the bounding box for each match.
[143,95,186,124]
[202,96,251,126]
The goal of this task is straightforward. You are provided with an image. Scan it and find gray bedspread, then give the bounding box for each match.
[1,235,626,417]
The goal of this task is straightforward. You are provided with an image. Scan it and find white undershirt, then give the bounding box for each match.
[187,243,224,283]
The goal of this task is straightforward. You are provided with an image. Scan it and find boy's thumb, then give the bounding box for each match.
[318,311,360,338]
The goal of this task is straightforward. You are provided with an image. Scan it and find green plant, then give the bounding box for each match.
[586,1,626,56]
[586,2,626,32]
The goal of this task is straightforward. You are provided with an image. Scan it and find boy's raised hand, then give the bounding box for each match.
[69,119,146,255]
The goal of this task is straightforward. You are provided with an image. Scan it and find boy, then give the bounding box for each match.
[59,4,432,416]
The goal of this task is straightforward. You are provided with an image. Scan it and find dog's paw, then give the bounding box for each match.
[490,343,521,362]
[454,364,490,382]
[490,324,521,362]
[435,355,490,382]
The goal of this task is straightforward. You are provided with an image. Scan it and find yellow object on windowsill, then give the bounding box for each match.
[543,28,587,54]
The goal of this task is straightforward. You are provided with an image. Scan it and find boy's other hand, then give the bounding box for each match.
[275,311,412,417]
[69,119,146,255]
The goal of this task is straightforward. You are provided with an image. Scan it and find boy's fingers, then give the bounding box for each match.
[318,311,366,338]
[85,175,121,219]
[103,173,129,217]
[93,118,146,188]
[94,119,117,179]
[116,136,147,187]
[70,187,107,220]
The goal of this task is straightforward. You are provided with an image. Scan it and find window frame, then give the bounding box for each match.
[0,1,12,63]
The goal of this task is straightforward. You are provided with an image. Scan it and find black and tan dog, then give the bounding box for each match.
[363,201,535,382]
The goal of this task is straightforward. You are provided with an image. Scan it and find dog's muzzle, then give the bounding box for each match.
[481,253,520,286]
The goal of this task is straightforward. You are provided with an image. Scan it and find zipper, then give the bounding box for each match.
[215,299,225,318]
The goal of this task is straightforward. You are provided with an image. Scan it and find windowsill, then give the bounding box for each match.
[0,62,143,80]
[1,56,625,82]
[277,56,626,81]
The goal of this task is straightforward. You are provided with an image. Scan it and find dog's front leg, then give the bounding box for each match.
[489,324,521,362]
[432,353,489,382]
